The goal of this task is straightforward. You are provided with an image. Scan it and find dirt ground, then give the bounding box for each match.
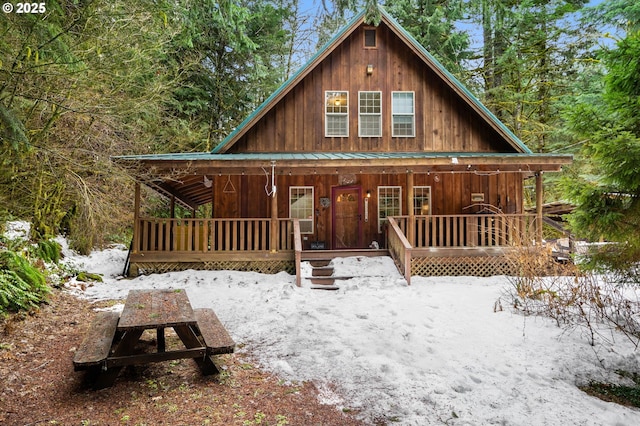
[0,290,366,426]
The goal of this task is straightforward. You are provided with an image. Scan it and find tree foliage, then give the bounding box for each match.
[384,0,471,76]
[0,1,295,252]
[562,1,640,273]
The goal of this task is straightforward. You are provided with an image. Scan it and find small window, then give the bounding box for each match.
[290,186,314,234]
[392,92,415,137]
[378,186,402,232]
[359,91,382,137]
[413,186,431,215]
[325,91,348,137]
[364,28,376,48]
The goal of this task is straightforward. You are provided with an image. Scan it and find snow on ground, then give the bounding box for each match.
[61,245,640,425]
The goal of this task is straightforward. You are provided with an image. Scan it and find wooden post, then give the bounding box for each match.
[133,182,141,254]
[129,182,141,277]
[270,184,278,252]
[536,172,543,244]
[406,171,415,246]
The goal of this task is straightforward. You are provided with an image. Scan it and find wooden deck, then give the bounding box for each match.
[129,215,538,281]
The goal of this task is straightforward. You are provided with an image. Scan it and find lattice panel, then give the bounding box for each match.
[131,260,294,277]
[411,256,516,277]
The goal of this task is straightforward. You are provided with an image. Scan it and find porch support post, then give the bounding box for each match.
[170,196,175,218]
[535,172,543,244]
[270,188,278,252]
[133,182,141,254]
[406,171,415,246]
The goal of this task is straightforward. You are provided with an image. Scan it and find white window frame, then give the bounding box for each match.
[377,186,402,233]
[289,186,314,234]
[325,91,349,137]
[392,91,415,137]
[413,186,432,216]
[358,91,382,137]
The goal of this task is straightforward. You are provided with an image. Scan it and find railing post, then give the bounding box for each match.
[535,172,544,245]
[293,219,302,287]
[407,171,415,246]
[270,188,278,252]
[133,182,141,254]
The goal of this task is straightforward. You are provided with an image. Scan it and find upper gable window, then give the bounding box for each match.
[392,92,415,137]
[358,91,382,137]
[325,91,348,137]
[364,28,376,48]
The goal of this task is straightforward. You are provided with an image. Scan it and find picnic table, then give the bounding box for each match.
[73,288,235,389]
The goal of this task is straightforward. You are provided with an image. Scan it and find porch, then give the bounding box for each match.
[128,213,538,284]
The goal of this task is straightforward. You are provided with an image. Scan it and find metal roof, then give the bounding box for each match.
[114,151,557,162]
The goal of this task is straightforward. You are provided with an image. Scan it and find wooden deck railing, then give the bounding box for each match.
[393,214,537,248]
[293,219,302,287]
[135,218,294,253]
[387,217,412,285]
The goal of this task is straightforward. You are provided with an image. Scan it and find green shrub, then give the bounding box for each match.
[33,239,62,264]
[0,250,49,314]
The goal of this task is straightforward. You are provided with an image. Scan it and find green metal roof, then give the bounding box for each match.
[114,151,563,162]
[210,4,533,155]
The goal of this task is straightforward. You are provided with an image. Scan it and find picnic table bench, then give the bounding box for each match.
[73,289,235,389]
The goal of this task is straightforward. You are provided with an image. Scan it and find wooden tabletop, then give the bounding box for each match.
[118,289,197,331]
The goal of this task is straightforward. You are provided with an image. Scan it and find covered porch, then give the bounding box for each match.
[117,151,570,281]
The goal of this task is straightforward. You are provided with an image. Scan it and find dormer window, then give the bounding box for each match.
[364,28,376,48]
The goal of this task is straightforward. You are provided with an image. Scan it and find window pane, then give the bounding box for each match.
[359,92,380,113]
[325,91,348,137]
[360,115,381,137]
[413,186,431,215]
[392,92,415,137]
[359,92,381,137]
[326,91,348,113]
[327,115,348,136]
[378,186,401,232]
[364,29,376,47]
[290,187,314,234]
[393,116,413,136]
[393,92,414,114]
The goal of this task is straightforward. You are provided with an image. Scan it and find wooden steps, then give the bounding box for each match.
[301,250,391,290]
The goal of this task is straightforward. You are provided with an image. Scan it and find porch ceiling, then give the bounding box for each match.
[113,151,572,209]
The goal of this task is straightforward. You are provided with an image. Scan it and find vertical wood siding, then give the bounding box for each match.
[210,173,523,250]
[230,22,515,154]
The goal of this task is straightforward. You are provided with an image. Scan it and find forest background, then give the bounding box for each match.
[1,0,639,271]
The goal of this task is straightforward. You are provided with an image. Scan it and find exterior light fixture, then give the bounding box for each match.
[366,64,373,75]
[366,190,371,198]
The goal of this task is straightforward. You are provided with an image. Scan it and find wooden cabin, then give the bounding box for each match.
[114,7,571,284]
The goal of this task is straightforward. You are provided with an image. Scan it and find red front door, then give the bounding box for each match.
[332,186,362,249]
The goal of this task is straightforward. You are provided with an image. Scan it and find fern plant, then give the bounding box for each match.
[0,250,49,314]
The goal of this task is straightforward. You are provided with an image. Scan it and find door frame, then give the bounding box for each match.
[331,185,363,249]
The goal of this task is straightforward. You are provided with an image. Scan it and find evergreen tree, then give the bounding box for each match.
[384,0,471,76]
[562,2,640,273]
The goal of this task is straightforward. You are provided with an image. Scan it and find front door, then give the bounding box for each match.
[332,186,362,249]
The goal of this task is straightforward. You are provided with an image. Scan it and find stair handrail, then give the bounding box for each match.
[387,216,412,285]
[293,218,302,287]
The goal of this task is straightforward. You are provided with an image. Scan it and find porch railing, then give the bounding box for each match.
[392,214,537,248]
[387,217,412,285]
[135,218,294,253]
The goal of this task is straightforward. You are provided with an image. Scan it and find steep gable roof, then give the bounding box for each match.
[212,5,532,154]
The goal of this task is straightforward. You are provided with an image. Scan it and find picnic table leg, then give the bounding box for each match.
[173,325,219,375]
[93,329,144,389]
[157,327,165,352]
